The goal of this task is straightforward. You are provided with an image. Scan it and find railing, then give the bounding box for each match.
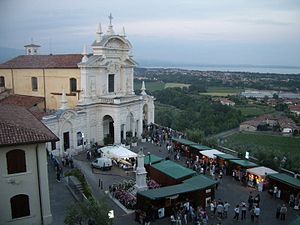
[97,95,141,105]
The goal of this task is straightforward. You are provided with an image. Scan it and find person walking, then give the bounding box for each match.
[223,202,230,218]
[216,202,224,219]
[280,204,287,220]
[233,205,240,220]
[254,206,261,222]
[241,202,247,220]
[250,207,255,222]
[210,201,215,217]
[276,205,281,219]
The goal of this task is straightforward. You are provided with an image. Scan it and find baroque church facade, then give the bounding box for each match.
[42,18,155,156]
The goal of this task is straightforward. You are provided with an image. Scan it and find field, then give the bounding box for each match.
[200,86,244,96]
[236,105,275,118]
[224,132,300,156]
[134,81,165,91]
[165,83,190,88]
[134,81,189,91]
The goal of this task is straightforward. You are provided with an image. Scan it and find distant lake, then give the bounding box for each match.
[241,90,300,99]
[145,64,300,74]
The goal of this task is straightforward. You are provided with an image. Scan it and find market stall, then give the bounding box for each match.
[137,175,218,218]
[246,166,278,191]
[148,160,196,186]
[188,144,212,160]
[268,173,300,203]
[228,159,258,184]
[98,145,137,169]
[198,149,224,164]
[214,153,240,176]
[171,137,197,158]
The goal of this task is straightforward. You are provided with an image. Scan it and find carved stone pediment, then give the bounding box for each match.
[105,38,129,49]
[107,61,121,73]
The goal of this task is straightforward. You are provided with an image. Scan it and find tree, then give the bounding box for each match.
[273,93,279,100]
[186,129,205,143]
[64,198,111,225]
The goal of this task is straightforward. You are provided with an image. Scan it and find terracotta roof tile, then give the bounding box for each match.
[0,54,82,69]
[0,104,58,146]
[0,95,44,109]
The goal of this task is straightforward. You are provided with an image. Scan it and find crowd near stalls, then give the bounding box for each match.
[229,159,258,184]
[169,134,300,204]
[137,175,217,219]
[98,145,137,170]
[215,153,239,175]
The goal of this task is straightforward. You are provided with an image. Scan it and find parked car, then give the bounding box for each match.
[91,157,112,171]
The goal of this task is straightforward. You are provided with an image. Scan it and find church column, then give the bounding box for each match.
[113,120,121,144]
[138,119,143,138]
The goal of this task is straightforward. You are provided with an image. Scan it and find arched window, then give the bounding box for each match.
[70,78,77,93]
[6,149,26,174]
[0,76,5,87]
[10,194,30,219]
[31,77,38,91]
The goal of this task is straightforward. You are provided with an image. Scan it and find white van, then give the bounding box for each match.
[91,157,112,171]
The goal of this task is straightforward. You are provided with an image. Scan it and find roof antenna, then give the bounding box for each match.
[49,38,52,55]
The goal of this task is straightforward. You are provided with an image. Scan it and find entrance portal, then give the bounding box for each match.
[103,115,114,144]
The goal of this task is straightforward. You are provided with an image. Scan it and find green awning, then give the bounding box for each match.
[184,175,218,188]
[190,144,212,151]
[268,173,300,189]
[171,137,197,146]
[151,160,196,180]
[144,155,164,165]
[229,159,258,168]
[215,153,240,160]
[138,175,217,200]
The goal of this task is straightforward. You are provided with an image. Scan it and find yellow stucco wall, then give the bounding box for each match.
[0,68,81,110]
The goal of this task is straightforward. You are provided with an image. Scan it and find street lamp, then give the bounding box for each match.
[148,152,151,165]
[82,132,85,152]
[108,210,114,225]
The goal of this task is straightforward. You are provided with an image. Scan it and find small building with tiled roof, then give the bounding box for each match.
[0,104,58,225]
[239,114,299,134]
[289,105,300,116]
[219,98,235,106]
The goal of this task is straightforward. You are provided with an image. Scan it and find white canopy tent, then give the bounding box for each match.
[200,149,225,159]
[98,145,137,160]
[246,166,278,177]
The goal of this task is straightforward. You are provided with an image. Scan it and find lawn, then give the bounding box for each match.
[134,81,190,91]
[236,105,275,118]
[165,83,190,89]
[224,132,300,156]
[223,132,300,171]
[200,86,244,96]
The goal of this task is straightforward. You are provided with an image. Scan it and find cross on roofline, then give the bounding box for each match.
[109,13,113,25]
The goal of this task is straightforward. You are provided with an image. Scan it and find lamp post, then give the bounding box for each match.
[108,210,114,225]
[148,152,151,165]
[82,132,85,152]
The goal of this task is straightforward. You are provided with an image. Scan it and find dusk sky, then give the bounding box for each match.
[1,0,300,67]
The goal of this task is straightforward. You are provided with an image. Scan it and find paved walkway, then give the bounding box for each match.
[48,160,75,225]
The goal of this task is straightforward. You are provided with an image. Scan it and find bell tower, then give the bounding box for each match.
[24,42,40,55]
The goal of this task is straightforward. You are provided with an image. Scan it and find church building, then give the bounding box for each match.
[42,16,155,156]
